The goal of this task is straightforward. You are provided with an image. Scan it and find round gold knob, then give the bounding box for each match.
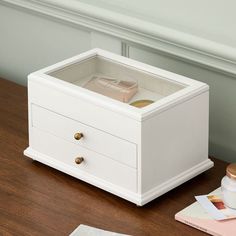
[75,157,84,164]
[74,132,83,140]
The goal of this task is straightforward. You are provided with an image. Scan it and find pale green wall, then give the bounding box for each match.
[0,4,91,86]
[79,0,236,48]
[0,3,236,163]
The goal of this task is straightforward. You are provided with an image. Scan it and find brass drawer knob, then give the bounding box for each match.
[75,157,84,164]
[74,132,83,140]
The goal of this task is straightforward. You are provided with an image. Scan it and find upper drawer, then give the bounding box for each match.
[31,104,137,168]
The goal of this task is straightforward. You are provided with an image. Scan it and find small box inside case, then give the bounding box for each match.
[49,55,186,108]
[83,76,138,103]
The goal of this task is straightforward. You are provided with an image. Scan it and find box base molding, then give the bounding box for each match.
[24,147,213,206]
[24,147,140,203]
[140,159,214,206]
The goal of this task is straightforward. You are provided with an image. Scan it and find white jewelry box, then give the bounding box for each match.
[24,48,213,206]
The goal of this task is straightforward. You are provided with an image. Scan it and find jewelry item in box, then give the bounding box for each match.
[83,76,138,103]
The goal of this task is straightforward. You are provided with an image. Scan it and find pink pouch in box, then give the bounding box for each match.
[83,76,138,103]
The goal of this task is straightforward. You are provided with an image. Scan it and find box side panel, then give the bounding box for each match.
[141,91,209,193]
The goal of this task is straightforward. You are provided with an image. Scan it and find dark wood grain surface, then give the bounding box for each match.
[0,78,228,236]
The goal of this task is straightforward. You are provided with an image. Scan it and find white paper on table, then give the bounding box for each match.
[69,224,130,236]
[195,194,236,221]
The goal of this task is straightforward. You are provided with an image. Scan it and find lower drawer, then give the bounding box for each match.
[30,127,137,192]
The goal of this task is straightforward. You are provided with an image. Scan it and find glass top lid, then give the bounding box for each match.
[48,55,186,108]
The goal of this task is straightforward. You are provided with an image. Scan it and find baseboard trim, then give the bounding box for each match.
[2,0,236,77]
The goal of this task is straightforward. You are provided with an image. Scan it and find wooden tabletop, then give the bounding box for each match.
[0,78,228,236]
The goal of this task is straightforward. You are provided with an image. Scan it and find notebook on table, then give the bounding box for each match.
[175,188,236,236]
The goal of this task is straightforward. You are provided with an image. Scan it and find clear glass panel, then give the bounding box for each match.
[48,55,186,108]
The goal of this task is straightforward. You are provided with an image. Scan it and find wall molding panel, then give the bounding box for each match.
[2,0,236,77]
[2,1,236,163]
